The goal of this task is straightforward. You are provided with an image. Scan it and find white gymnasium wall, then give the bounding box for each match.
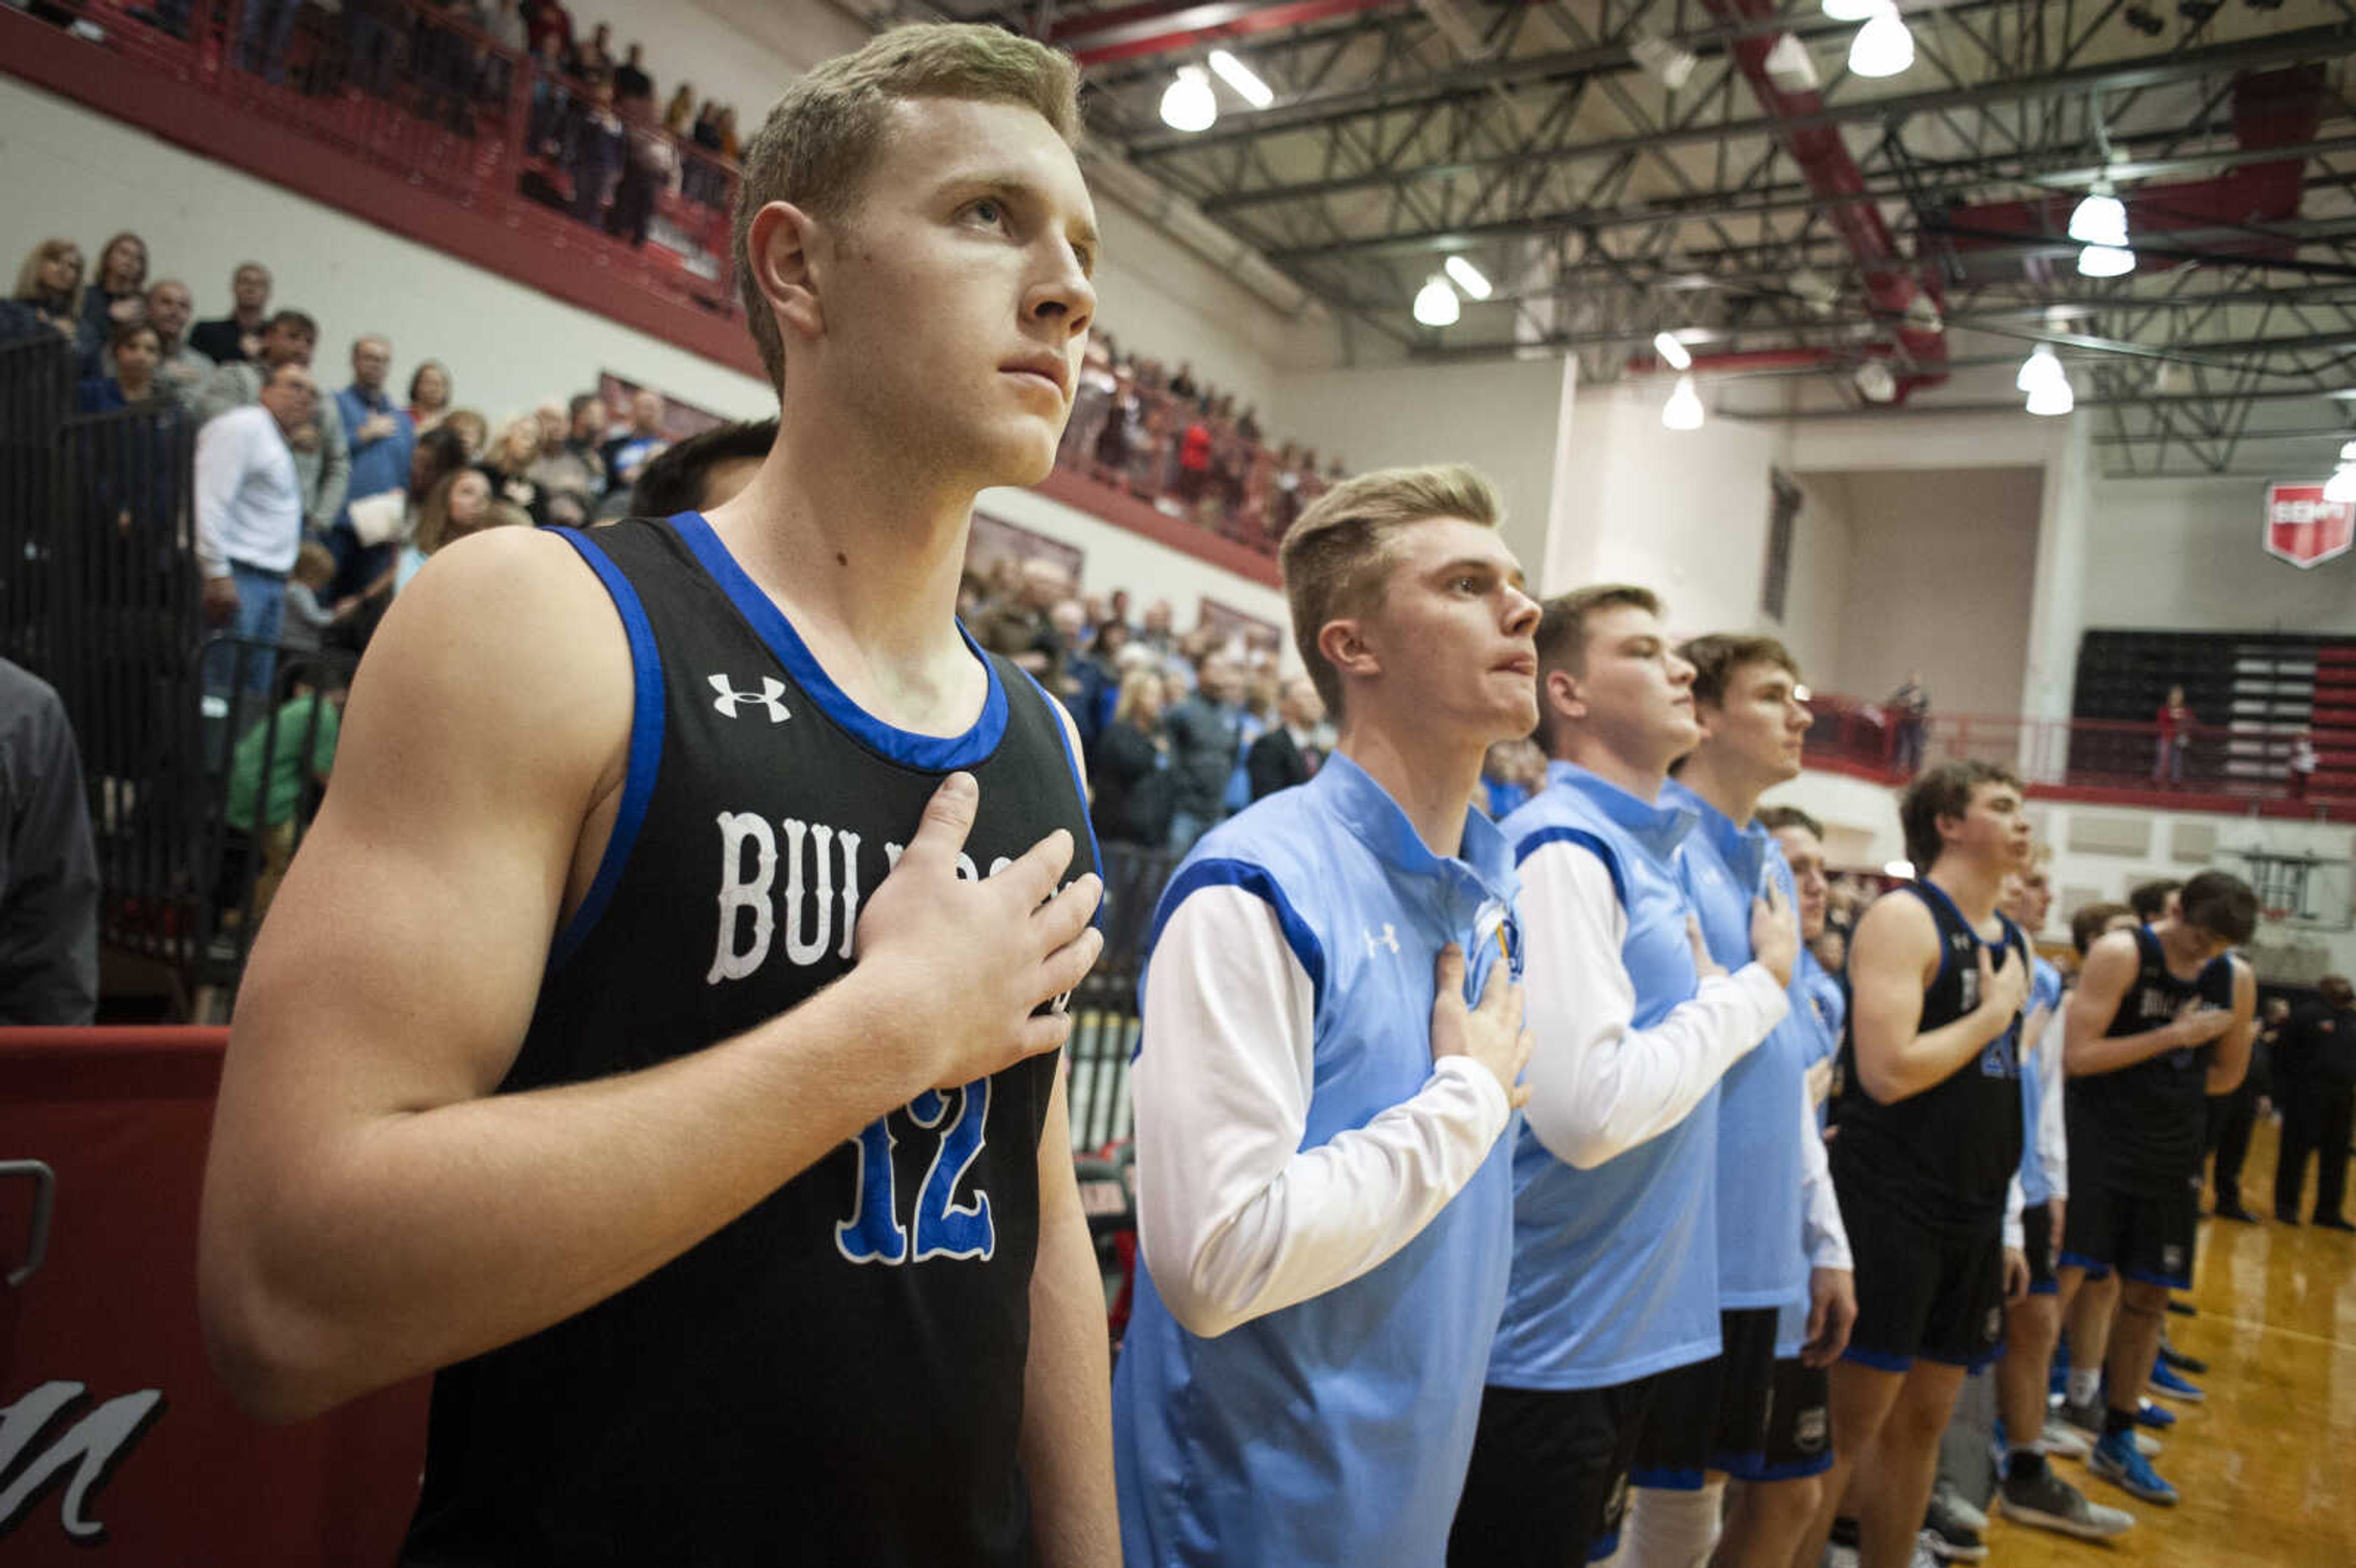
[1272,355,1575,583]
[2079,474,2356,636]
[1828,467,2043,721]
[0,78,780,425]
[1761,768,1906,874]
[1549,385,1787,634]
[1780,471,1854,689]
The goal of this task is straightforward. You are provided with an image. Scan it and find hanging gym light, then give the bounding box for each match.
[1444,256,1493,300]
[2326,440,2356,504]
[1662,374,1705,431]
[1822,0,1879,19]
[1652,332,1693,371]
[2077,243,2136,277]
[1848,2,1915,77]
[1159,66,1217,133]
[1206,50,1274,109]
[1413,275,1461,328]
[2015,344,2066,393]
[2026,376,2075,417]
[2068,182,2128,247]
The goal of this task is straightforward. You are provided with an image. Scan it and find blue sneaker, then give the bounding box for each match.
[2133,1396,2176,1429]
[2088,1429,2177,1505]
[2149,1356,2206,1402]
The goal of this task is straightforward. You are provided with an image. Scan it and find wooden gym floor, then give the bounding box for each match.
[1981,1117,2356,1567]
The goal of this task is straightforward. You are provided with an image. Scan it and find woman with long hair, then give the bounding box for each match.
[1091,665,1177,848]
[79,231,150,361]
[13,237,85,344]
[476,413,552,525]
[407,360,454,432]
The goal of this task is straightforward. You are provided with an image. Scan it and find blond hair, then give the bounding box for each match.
[1112,667,1165,729]
[731,23,1081,392]
[13,237,83,314]
[1278,463,1503,719]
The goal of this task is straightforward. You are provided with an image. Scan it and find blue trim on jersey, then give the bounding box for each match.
[1629,1465,1709,1492]
[547,526,666,969]
[2028,1278,2061,1297]
[1014,666,1105,930]
[1513,824,1626,907]
[666,510,1009,770]
[1722,1450,1835,1483]
[1841,1343,1914,1373]
[1145,858,1329,1017]
[2057,1250,2112,1281]
[1588,1527,1623,1563]
[2122,1264,2190,1289]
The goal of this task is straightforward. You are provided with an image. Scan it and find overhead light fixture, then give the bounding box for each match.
[1653,331,1694,370]
[2016,344,2066,393]
[1206,49,1274,109]
[2077,243,2136,277]
[2326,464,2356,504]
[1663,374,1705,431]
[1413,275,1461,328]
[1854,360,1898,403]
[1848,2,1915,78]
[1630,33,1698,91]
[1789,268,1839,315]
[1764,34,1820,92]
[1884,858,1917,880]
[1159,66,1217,133]
[1822,0,1879,18]
[1444,255,1492,299]
[2027,376,2075,417]
[2339,439,2356,462]
[2068,182,2128,247]
[1903,293,1944,332]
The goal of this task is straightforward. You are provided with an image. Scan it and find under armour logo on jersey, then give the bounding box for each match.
[709,674,790,723]
[1366,924,1399,958]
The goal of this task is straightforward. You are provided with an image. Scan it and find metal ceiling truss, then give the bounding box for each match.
[977,0,2356,472]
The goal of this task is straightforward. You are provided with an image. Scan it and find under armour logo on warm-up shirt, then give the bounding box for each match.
[1366,923,1400,957]
[709,673,791,723]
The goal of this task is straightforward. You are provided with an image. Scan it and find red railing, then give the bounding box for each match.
[1805,693,2354,820]
[6,0,1318,565]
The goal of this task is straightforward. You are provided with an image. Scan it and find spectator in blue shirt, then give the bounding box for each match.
[1114,464,1539,1568]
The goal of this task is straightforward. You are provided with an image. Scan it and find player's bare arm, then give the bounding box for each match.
[1849,893,2024,1102]
[199,528,1103,1422]
[2203,958,2261,1096]
[2062,931,2232,1078]
[1023,1069,1120,1566]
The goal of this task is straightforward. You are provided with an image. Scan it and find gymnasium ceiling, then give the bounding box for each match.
[923,0,2356,477]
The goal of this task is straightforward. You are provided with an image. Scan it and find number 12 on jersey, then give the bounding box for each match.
[835,1078,996,1264]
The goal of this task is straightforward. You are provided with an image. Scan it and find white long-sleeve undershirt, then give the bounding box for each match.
[1517,839,1789,1170]
[1131,885,1513,1340]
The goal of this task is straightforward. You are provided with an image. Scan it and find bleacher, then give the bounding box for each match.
[2071,628,2356,804]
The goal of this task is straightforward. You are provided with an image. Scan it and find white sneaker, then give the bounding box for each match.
[2041,1416,2092,1459]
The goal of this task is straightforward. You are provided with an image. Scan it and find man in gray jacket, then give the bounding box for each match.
[0,658,98,1025]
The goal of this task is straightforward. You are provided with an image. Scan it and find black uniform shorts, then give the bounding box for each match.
[1633,1307,1833,1485]
[2020,1199,2059,1296]
[1449,1373,1662,1568]
[1838,1174,2006,1372]
[2059,1176,2197,1289]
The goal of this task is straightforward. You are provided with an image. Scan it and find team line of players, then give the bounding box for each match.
[1107,467,2260,1568]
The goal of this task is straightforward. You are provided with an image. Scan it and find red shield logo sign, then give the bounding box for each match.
[2265,482,2354,569]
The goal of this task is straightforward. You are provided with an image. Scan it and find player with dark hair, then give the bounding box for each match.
[2055,870,2257,1507]
[1797,761,2035,1568]
[629,418,780,518]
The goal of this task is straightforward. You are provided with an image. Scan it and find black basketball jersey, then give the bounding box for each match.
[1830,880,2027,1234]
[2066,924,2235,1195]
[401,512,1098,1567]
